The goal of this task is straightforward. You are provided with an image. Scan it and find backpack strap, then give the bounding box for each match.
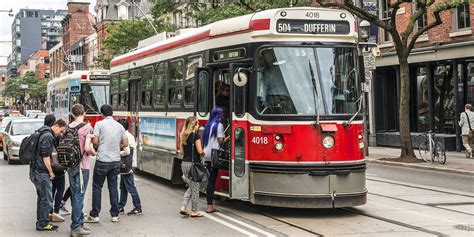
[31,130,52,171]
[466,112,473,131]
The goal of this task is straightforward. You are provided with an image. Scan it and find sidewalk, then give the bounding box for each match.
[366,147,474,175]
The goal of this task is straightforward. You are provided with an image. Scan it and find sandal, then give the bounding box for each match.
[206,209,219,213]
[179,210,189,216]
[190,213,204,218]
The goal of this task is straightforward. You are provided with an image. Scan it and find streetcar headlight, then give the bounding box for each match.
[275,135,282,141]
[358,141,365,149]
[322,135,335,149]
[358,133,363,140]
[275,142,284,151]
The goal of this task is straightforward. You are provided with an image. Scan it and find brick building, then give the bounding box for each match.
[17,50,50,79]
[372,1,474,151]
[49,0,96,79]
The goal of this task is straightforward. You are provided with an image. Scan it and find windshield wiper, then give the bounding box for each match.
[343,94,363,127]
[308,60,320,125]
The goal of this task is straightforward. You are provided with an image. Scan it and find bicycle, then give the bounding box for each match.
[417,131,446,164]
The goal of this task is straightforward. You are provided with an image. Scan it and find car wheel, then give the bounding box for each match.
[4,149,9,161]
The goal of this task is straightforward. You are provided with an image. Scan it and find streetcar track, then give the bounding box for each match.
[340,207,448,236]
[233,202,324,237]
[367,178,474,198]
[370,192,474,217]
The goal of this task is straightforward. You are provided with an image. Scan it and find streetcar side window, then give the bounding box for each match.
[184,56,203,106]
[110,74,119,107]
[119,72,128,108]
[168,59,184,106]
[141,67,154,108]
[154,62,167,107]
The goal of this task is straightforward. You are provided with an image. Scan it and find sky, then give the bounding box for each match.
[0,0,97,65]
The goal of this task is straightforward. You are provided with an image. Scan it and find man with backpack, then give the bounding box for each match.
[28,115,67,231]
[459,104,474,159]
[85,105,128,223]
[59,104,93,236]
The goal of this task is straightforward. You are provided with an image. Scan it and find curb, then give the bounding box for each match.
[366,159,474,176]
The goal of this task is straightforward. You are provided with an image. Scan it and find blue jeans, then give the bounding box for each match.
[90,161,120,218]
[67,167,89,230]
[30,171,53,229]
[119,174,142,209]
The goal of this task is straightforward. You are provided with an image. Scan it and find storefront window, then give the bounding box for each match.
[433,65,456,134]
[467,63,474,106]
[416,67,429,132]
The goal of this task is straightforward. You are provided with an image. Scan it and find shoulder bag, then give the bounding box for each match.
[466,112,474,138]
[211,145,229,169]
[188,134,209,182]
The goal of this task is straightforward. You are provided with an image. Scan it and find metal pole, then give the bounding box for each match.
[131,0,158,34]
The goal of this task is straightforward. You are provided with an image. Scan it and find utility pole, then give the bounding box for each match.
[131,0,158,34]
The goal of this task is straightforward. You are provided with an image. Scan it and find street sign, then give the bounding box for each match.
[364,70,372,80]
[65,55,82,63]
[19,84,28,89]
[364,54,376,71]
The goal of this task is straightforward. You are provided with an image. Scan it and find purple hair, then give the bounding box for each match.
[202,107,223,147]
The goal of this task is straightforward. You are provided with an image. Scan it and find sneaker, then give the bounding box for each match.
[81,224,91,231]
[50,212,65,222]
[60,205,71,216]
[37,223,59,231]
[70,226,91,236]
[127,207,142,215]
[111,216,120,222]
[118,207,124,215]
[84,216,99,223]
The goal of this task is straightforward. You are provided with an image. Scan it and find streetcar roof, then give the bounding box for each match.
[110,7,357,71]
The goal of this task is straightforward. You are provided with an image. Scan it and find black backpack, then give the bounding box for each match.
[19,130,47,164]
[57,123,85,168]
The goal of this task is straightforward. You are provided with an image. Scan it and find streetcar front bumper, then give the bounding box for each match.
[249,162,367,208]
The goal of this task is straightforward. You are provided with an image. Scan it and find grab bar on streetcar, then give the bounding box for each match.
[309,171,330,176]
[331,170,351,175]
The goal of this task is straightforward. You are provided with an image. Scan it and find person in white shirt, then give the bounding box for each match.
[203,108,229,213]
[459,104,474,158]
[117,119,142,215]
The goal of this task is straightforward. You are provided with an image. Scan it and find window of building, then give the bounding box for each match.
[433,65,455,134]
[26,11,33,17]
[414,3,428,34]
[154,62,167,106]
[454,3,470,30]
[379,0,392,43]
[184,56,202,105]
[168,59,183,106]
[141,67,153,107]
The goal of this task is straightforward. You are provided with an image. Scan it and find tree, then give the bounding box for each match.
[151,0,314,27]
[3,71,47,104]
[95,18,174,69]
[316,0,468,160]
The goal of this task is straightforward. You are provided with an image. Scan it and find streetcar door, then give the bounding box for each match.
[229,63,249,200]
[128,70,141,137]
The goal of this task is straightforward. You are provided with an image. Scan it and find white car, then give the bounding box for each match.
[2,119,43,164]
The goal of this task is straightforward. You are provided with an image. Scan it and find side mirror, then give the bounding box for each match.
[233,69,248,87]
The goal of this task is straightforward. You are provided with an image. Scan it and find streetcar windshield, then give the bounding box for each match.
[256,46,360,115]
[81,84,110,114]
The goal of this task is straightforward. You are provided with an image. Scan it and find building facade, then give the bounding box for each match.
[7,9,67,77]
[373,1,474,151]
[94,0,153,59]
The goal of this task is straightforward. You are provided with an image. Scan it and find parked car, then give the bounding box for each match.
[34,113,47,119]
[9,110,21,117]
[28,112,45,118]
[0,116,27,152]
[2,119,43,164]
[24,110,42,117]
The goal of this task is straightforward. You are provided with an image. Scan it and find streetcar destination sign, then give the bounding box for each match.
[276,19,350,35]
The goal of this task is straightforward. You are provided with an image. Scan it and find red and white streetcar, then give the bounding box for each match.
[110,7,367,208]
[47,70,110,126]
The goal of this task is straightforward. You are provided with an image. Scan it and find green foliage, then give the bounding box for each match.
[3,71,47,102]
[151,0,314,27]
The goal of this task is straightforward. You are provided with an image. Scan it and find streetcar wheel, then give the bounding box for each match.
[418,143,429,162]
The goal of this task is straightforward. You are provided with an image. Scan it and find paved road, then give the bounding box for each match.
[0,154,473,236]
